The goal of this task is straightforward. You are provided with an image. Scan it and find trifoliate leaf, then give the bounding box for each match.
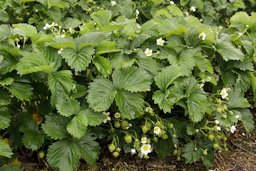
[56,97,80,117]
[216,39,245,61]
[67,113,88,139]
[7,82,33,101]
[42,114,69,140]
[0,138,13,158]
[187,93,208,123]
[230,12,252,27]
[93,56,112,77]
[137,57,160,76]
[115,90,144,119]
[112,67,152,92]
[153,90,173,113]
[79,108,104,126]
[87,78,117,112]
[0,107,10,130]
[61,47,95,72]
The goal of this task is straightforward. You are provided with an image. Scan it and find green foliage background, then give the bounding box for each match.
[0,0,256,170]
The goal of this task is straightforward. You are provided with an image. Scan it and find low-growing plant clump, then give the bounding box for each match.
[0,0,256,170]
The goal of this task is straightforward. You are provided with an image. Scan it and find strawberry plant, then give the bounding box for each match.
[0,0,256,170]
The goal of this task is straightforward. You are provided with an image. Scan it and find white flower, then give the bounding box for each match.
[103,112,111,123]
[215,120,220,125]
[131,148,136,155]
[111,1,117,6]
[141,144,152,155]
[17,44,21,49]
[199,32,207,40]
[144,48,153,57]
[136,9,140,16]
[235,115,240,119]
[220,88,229,99]
[141,137,147,144]
[57,48,63,54]
[170,1,175,5]
[230,125,236,133]
[190,6,196,12]
[216,126,221,131]
[43,23,50,30]
[156,38,165,46]
[153,126,161,135]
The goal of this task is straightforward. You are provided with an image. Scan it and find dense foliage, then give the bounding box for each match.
[0,0,256,170]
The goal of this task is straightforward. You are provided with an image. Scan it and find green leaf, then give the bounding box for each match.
[56,97,80,117]
[79,108,104,126]
[0,50,18,75]
[115,90,144,119]
[230,12,252,27]
[187,93,208,123]
[239,109,254,133]
[137,57,160,76]
[48,70,75,105]
[47,37,75,49]
[19,120,44,151]
[7,82,33,101]
[16,51,54,75]
[61,47,95,72]
[227,88,250,109]
[0,9,9,22]
[154,65,190,90]
[47,139,81,171]
[155,139,172,158]
[96,41,120,55]
[47,135,99,171]
[42,114,69,140]
[87,78,117,112]
[67,113,88,139]
[12,23,38,40]
[0,77,14,86]
[76,32,109,47]
[216,39,245,61]
[112,67,152,92]
[0,138,13,158]
[153,90,173,113]
[0,91,10,106]
[93,56,112,77]
[91,10,112,27]
[0,107,10,130]
[182,142,201,164]
[79,134,100,165]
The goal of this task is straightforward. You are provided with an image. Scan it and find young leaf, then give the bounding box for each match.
[87,78,117,112]
[115,90,144,119]
[61,47,95,72]
[67,113,88,139]
[56,98,80,117]
[0,107,10,130]
[112,67,152,92]
[0,138,13,158]
[42,114,69,140]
